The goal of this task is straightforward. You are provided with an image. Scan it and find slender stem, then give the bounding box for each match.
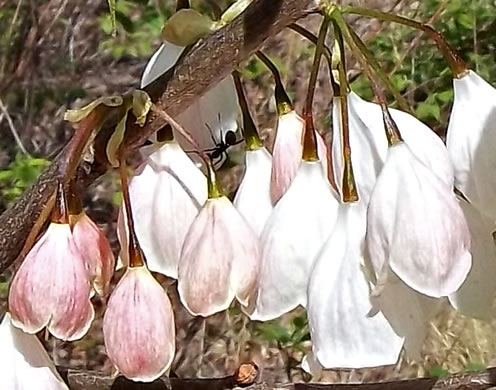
[52,182,69,224]
[118,155,144,268]
[232,70,262,150]
[288,24,339,96]
[332,19,358,203]
[340,6,468,77]
[332,11,403,146]
[206,161,223,199]
[151,104,209,166]
[67,179,83,218]
[255,51,293,115]
[302,16,330,162]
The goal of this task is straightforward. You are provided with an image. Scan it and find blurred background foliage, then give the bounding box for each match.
[0,0,496,382]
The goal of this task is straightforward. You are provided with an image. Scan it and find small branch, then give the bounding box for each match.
[57,366,496,390]
[0,98,29,155]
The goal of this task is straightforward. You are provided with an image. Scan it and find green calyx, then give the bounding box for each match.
[206,162,224,199]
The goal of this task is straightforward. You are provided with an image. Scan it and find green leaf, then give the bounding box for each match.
[465,363,485,372]
[428,366,449,377]
[416,101,441,121]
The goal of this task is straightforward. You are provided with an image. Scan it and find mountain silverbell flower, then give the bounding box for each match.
[308,202,403,368]
[232,71,273,237]
[446,70,496,219]
[332,91,454,201]
[141,41,241,151]
[250,123,339,321]
[0,312,69,390]
[67,181,115,296]
[9,183,94,341]
[366,140,472,298]
[118,126,207,279]
[448,199,496,319]
[103,157,176,382]
[178,163,260,317]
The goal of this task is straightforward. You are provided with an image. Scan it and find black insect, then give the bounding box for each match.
[203,124,243,165]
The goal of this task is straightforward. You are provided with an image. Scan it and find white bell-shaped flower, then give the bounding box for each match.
[366,142,472,298]
[141,42,241,151]
[250,156,339,321]
[118,140,207,279]
[308,202,403,368]
[233,147,273,236]
[270,110,329,204]
[0,312,68,389]
[178,167,260,317]
[446,70,496,219]
[449,199,496,319]
[332,92,454,201]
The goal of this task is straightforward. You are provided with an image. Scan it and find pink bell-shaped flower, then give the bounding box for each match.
[178,164,260,317]
[449,199,496,319]
[103,263,175,382]
[270,109,329,204]
[68,182,114,296]
[141,42,241,151]
[0,312,69,389]
[366,142,472,298]
[308,202,403,368]
[250,124,339,321]
[9,185,94,341]
[118,128,207,279]
[446,70,496,219]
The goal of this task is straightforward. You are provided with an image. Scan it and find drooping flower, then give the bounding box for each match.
[250,125,339,321]
[103,262,175,382]
[141,42,241,151]
[332,91,454,201]
[0,312,69,390]
[270,110,329,204]
[118,133,207,279]
[446,70,496,219]
[366,142,472,298]
[178,165,260,317]
[449,198,496,319]
[67,182,115,297]
[308,202,403,368]
[9,185,94,341]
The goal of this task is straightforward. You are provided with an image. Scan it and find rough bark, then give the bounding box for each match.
[0,0,318,274]
[58,367,496,390]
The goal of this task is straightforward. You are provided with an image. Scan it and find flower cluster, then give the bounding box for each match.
[5,2,496,386]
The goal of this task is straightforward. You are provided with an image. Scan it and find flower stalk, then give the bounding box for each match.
[332,18,359,202]
[232,70,263,150]
[340,5,468,78]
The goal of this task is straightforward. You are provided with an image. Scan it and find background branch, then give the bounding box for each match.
[0,0,318,274]
[59,366,496,390]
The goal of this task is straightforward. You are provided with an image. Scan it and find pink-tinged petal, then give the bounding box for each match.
[332,92,453,201]
[119,141,207,279]
[0,312,69,389]
[371,272,441,360]
[446,70,496,219]
[233,147,273,236]
[449,199,496,319]
[9,223,94,341]
[271,111,329,204]
[178,196,260,316]
[366,143,472,298]
[72,212,115,296]
[308,203,403,368]
[103,266,175,382]
[250,161,339,321]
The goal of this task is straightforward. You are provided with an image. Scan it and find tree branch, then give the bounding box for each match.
[58,366,496,390]
[0,0,318,274]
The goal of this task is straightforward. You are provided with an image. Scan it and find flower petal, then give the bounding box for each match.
[103,266,175,382]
